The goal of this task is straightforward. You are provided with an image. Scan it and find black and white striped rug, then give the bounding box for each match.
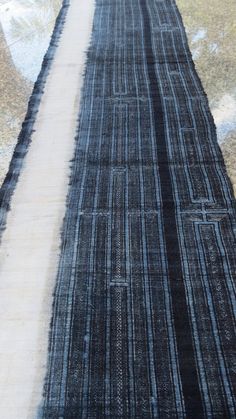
[40,0,236,416]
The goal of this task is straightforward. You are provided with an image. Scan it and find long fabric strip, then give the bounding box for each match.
[40,0,236,417]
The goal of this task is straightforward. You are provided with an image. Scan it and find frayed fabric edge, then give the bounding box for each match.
[0,0,70,242]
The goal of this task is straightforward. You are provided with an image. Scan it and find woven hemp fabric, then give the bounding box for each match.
[40,0,236,417]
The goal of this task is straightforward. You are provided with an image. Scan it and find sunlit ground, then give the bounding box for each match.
[177,0,236,192]
[0,0,61,184]
[0,0,235,190]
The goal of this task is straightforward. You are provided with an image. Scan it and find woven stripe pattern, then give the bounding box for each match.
[41,0,236,417]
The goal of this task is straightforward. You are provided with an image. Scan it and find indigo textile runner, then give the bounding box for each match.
[41,0,236,417]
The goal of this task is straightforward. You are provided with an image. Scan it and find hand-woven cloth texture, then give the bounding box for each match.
[40,0,236,417]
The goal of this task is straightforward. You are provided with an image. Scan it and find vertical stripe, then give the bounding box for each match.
[41,0,236,417]
[139,0,204,416]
